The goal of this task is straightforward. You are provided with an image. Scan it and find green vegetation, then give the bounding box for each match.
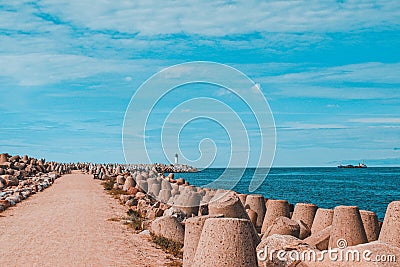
[150,233,183,258]
[101,178,129,199]
[124,209,144,231]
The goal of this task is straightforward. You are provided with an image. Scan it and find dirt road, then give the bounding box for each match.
[0,171,172,267]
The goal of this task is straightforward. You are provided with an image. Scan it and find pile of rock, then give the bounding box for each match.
[0,153,69,212]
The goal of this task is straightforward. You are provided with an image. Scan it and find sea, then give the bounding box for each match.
[174,167,400,220]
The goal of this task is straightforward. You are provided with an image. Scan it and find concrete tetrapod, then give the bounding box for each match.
[261,199,290,234]
[150,215,184,244]
[379,200,400,247]
[245,194,266,231]
[193,218,259,267]
[311,208,334,235]
[329,206,368,249]
[183,214,224,267]
[208,192,250,220]
[360,210,380,242]
[238,193,248,206]
[291,203,318,229]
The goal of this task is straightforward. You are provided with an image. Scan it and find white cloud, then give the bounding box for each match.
[36,0,400,36]
[349,118,400,124]
[279,122,347,130]
[0,53,161,86]
[261,62,400,100]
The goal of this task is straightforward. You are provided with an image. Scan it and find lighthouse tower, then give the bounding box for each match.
[174,153,178,165]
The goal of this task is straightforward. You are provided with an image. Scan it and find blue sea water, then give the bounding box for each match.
[174,167,400,220]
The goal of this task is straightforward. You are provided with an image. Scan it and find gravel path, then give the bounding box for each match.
[0,171,172,267]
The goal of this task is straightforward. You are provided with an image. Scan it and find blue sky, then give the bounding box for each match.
[0,0,399,166]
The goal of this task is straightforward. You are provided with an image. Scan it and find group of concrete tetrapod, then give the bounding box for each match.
[83,163,400,267]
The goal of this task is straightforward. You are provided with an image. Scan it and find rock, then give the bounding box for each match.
[176,178,185,185]
[123,176,136,191]
[261,199,291,234]
[0,176,6,189]
[137,199,151,213]
[151,215,185,244]
[135,192,146,199]
[146,208,164,220]
[0,153,8,163]
[120,194,131,203]
[264,216,300,238]
[164,207,187,222]
[303,226,331,250]
[127,186,138,196]
[0,199,11,209]
[3,175,19,186]
[297,219,312,239]
[329,206,368,249]
[125,199,137,207]
[193,218,259,267]
[116,175,125,185]
[139,229,150,236]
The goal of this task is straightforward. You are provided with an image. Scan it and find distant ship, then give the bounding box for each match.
[338,162,367,168]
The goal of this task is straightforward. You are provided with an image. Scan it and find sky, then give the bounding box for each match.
[0,0,399,167]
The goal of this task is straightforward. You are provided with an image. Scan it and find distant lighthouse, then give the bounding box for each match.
[174,153,178,165]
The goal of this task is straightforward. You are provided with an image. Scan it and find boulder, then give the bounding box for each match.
[303,226,331,250]
[123,176,136,191]
[264,216,300,238]
[151,215,184,244]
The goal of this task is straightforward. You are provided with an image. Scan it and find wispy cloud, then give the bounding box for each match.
[263,62,400,100]
[35,0,400,36]
[349,118,400,124]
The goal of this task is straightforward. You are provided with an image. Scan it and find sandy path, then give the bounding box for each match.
[0,171,172,267]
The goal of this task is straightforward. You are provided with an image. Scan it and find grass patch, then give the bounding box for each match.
[150,233,183,258]
[123,209,144,231]
[102,179,115,190]
[101,178,129,199]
